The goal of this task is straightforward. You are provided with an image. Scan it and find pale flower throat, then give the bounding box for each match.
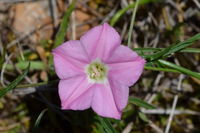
[85,60,108,83]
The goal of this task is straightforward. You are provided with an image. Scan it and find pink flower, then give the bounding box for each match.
[52,23,145,119]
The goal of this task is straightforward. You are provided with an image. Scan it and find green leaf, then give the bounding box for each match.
[158,59,200,79]
[5,61,45,70]
[32,108,48,133]
[138,112,149,123]
[0,46,6,69]
[110,0,160,26]
[144,65,180,73]
[0,63,30,98]
[133,47,200,53]
[129,97,156,109]
[163,33,200,57]
[145,33,200,61]
[180,48,200,53]
[96,122,106,133]
[53,0,76,48]
[97,116,118,133]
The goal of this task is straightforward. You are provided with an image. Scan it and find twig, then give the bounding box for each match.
[102,2,119,23]
[121,22,128,41]
[193,0,200,9]
[0,0,43,3]
[149,121,164,133]
[121,0,128,7]
[122,122,133,133]
[49,0,58,27]
[79,0,102,18]
[164,74,184,133]
[127,0,140,48]
[69,0,76,40]
[141,109,200,115]
[0,123,20,131]
[146,73,164,103]
[6,21,52,49]
[0,54,13,87]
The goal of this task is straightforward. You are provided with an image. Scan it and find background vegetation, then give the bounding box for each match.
[0,0,200,133]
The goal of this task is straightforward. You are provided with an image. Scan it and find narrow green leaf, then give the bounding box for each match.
[96,122,106,133]
[138,112,149,123]
[0,63,30,98]
[0,46,6,69]
[180,48,200,53]
[163,33,200,57]
[133,47,161,52]
[129,97,156,109]
[110,0,160,26]
[158,59,200,79]
[144,66,180,73]
[97,116,118,133]
[145,33,200,61]
[5,61,45,70]
[127,0,140,47]
[133,47,200,53]
[54,0,76,48]
[32,108,48,133]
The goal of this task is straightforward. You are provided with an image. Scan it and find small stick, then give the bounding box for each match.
[49,0,58,27]
[193,0,200,9]
[149,121,164,133]
[69,0,76,40]
[0,0,42,3]
[7,21,52,49]
[164,74,184,133]
[0,54,13,87]
[142,109,200,115]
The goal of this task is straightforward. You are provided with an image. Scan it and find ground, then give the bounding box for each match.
[0,0,200,133]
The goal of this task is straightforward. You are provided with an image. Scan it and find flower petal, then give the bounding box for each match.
[105,45,139,63]
[80,23,121,61]
[59,75,94,110]
[91,83,121,119]
[108,57,145,86]
[109,79,129,111]
[52,40,89,79]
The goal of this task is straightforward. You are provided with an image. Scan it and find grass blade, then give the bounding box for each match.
[133,47,200,53]
[127,0,140,48]
[145,33,200,61]
[158,59,200,79]
[138,112,149,123]
[163,33,200,57]
[5,61,45,70]
[129,97,156,109]
[110,0,160,26]
[0,46,6,69]
[144,65,180,73]
[97,116,118,133]
[53,0,76,48]
[0,62,30,98]
[32,108,48,133]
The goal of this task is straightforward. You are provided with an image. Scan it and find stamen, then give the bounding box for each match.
[85,59,108,83]
[91,65,101,77]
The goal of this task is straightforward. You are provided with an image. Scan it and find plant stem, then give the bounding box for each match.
[127,0,140,48]
[144,66,180,73]
[0,80,59,90]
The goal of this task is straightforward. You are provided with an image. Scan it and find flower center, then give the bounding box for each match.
[86,60,108,83]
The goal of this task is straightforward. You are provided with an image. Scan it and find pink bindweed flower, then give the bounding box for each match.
[52,23,145,119]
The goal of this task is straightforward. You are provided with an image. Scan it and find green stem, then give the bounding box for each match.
[144,66,180,73]
[127,0,140,48]
[133,48,200,53]
[0,80,58,90]
[158,59,200,79]
[110,0,159,26]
